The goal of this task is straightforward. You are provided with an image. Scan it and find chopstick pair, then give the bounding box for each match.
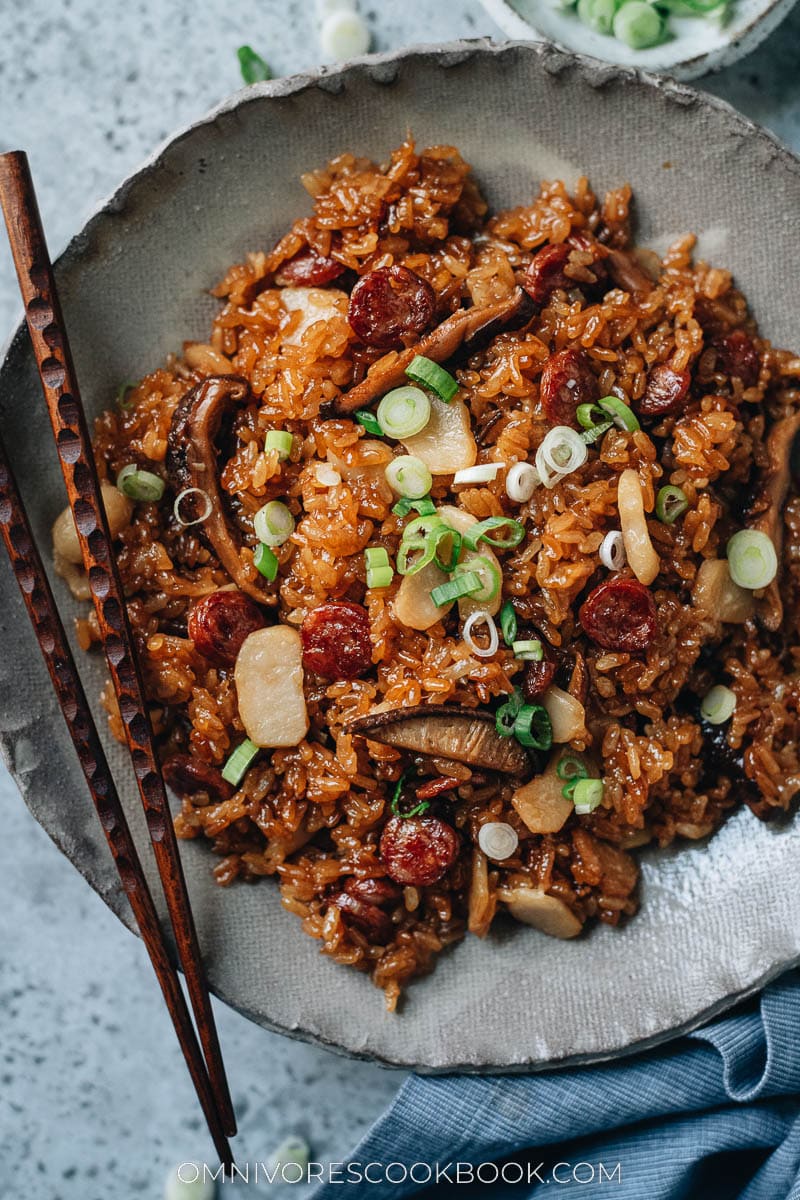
[0,151,236,1164]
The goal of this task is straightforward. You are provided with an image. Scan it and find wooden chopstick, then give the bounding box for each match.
[0,150,237,1139]
[0,435,234,1167]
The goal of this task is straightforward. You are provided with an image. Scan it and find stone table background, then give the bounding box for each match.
[1,1,799,1196]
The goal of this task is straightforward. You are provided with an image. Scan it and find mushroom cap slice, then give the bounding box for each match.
[346,704,530,775]
[498,887,583,939]
[167,374,268,604]
[747,410,800,631]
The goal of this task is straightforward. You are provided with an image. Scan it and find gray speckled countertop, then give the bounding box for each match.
[1,2,800,1196]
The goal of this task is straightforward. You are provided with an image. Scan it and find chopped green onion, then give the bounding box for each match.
[116,380,136,409]
[265,430,293,460]
[405,355,459,402]
[392,495,436,517]
[377,386,431,439]
[237,45,272,84]
[364,546,394,590]
[581,420,613,447]
[431,526,462,573]
[577,403,605,430]
[385,455,432,500]
[430,571,484,608]
[454,553,502,603]
[572,778,604,814]
[390,770,428,818]
[463,515,526,551]
[557,754,589,783]
[577,0,618,35]
[221,738,260,785]
[253,543,278,580]
[513,704,553,751]
[700,684,737,725]
[655,485,689,525]
[612,1,665,47]
[727,529,778,590]
[453,463,502,486]
[500,600,518,646]
[598,395,640,433]
[495,688,524,737]
[536,426,587,487]
[354,409,383,436]
[116,464,165,502]
[254,500,295,547]
[402,513,445,542]
[512,639,543,661]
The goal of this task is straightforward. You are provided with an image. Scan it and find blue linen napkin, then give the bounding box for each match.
[312,970,800,1199]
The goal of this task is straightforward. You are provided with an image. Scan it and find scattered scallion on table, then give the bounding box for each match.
[237,45,273,84]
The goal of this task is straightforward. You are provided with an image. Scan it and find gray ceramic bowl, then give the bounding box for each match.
[2,40,800,1072]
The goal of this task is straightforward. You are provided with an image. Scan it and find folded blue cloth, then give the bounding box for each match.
[313,971,800,1199]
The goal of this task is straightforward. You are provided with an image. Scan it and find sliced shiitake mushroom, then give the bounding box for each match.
[748,410,800,631]
[166,375,268,603]
[346,705,530,775]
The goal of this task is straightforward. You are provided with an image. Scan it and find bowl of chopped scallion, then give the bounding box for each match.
[481,0,797,78]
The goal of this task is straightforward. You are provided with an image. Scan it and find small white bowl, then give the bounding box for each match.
[481,0,798,79]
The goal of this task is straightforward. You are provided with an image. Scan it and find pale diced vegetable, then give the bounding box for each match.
[401,395,477,476]
[234,626,309,747]
[498,887,583,939]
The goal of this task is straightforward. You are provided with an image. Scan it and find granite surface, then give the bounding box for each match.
[0,1,799,1196]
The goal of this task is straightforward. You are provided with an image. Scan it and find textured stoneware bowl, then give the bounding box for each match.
[2,41,800,1072]
[481,0,798,80]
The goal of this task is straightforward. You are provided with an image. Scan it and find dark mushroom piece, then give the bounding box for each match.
[605,248,655,299]
[327,289,531,416]
[166,375,267,604]
[346,704,530,775]
[748,410,800,631]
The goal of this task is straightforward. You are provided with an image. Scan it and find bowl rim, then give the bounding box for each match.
[4,37,800,1072]
[478,0,799,80]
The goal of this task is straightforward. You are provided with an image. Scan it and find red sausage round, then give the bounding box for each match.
[540,348,599,428]
[523,243,571,306]
[579,578,658,653]
[333,892,393,944]
[638,363,691,418]
[278,247,345,287]
[188,590,267,666]
[714,330,760,389]
[300,601,373,680]
[379,815,459,886]
[347,265,435,349]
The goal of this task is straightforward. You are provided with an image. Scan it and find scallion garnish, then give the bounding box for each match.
[404,355,459,402]
[700,684,737,725]
[116,380,136,409]
[221,738,260,786]
[499,600,518,646]
[364,546,394,590]
[598,395,640,432]
[463,515,525,551]
[495,688,524,737]
[512,639,543,661]
[536,426,588,487]
[354,409,384,436]
[253,543,279,580]
[390,770,428,818]
[377,386,431,439]
[265,430,293,460]
[384,455,432,500]
[454,554,501,603]
[116,464,165,502]
[430,571,484,608]
[513,704,553,751]
[557,753,590,799]
[254,500,295,547]
[572,778,604,814]
[237,45,273,84]
[726,530,778,590]
[392,495,437,518]
[655,485,689,524]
